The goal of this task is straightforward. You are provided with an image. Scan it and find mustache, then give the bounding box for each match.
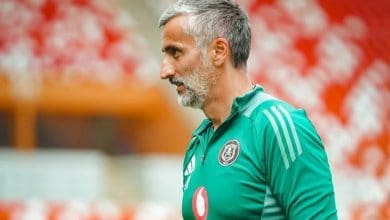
[169,77,184,86]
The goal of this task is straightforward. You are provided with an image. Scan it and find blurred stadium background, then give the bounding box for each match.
[0,0,388,219]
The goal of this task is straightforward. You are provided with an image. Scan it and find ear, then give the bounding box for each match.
[209,38,229,67]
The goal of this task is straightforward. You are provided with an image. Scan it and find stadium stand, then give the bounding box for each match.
[0,0,389,219]
[0,0,192,153]
[247,0,390,219]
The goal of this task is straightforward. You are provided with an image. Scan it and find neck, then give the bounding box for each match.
[202,67,252,130]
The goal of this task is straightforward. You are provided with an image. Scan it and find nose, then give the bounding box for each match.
[160,58,175,79]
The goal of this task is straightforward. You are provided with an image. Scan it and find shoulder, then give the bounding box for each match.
[242,91,299,124]
[242,92,312,139]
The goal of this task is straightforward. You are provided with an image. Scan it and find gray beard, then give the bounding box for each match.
[175,61,216,109]
[177,87,205,109]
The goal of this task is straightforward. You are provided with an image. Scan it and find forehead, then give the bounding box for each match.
[161,15,196,49]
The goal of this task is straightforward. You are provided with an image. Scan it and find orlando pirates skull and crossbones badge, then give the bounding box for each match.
[218,140,240,166]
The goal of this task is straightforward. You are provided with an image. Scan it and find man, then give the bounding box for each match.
[158,0,337,219]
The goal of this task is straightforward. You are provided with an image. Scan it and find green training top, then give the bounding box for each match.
[181,86,337,220]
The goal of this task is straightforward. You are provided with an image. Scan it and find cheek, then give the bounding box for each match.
[181,51,203,72]
[179,63,197,78]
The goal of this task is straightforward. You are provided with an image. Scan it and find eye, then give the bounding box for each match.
[168,48,181,59]
[172,49,180,58]
[163,46,182,59]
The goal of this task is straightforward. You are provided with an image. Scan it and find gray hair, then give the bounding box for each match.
[158,0,251,68]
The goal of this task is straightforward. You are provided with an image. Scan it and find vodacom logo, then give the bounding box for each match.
[192,186,209,220]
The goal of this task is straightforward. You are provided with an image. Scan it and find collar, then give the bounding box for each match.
[232,85,264,114]
[191,85,264,137]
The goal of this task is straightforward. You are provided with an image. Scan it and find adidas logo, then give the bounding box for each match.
[184,155,196,176]
[183,155,196,191]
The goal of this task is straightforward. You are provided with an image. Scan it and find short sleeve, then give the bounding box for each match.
[259,103,337,219]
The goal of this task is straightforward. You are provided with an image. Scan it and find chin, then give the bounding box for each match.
[178,95,203,109]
